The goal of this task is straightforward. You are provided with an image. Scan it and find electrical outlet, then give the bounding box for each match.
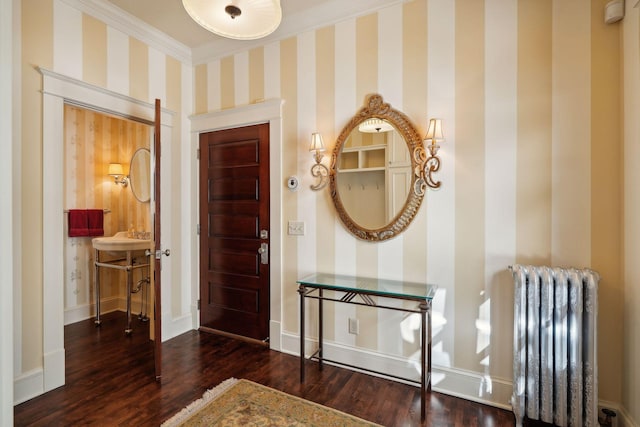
[288,221,305,235]
[348,318,359,335]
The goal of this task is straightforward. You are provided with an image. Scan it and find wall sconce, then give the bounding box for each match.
[108,163,129,187]
[309,132,329,191]
[416,118,444,190]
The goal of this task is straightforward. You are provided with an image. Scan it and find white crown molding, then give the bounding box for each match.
[192,0,409,64]
[59,0,192,64]
[59,0,409,65]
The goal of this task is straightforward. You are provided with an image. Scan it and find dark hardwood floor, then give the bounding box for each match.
[14,312,516,426]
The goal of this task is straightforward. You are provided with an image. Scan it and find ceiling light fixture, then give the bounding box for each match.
[358,118,394,133]
[182,0,282,40]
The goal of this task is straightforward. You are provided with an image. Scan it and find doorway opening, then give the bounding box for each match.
[39,68,173,395]
[63,104,152,330]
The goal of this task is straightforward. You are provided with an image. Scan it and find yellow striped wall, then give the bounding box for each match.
[17,0,635,415]
[63,105,150,319]
[20,0,189,374]
[623,1,640,423]
[194,0,623,404]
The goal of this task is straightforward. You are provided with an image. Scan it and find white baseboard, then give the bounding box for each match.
[13,368,43,405]
[269,320,281,351]
[163,312,193,341]
[618,405,640,427]
[64,297,150,325]
[15,325,635,423]
[281,331,513,410]
[66,300,193,340]
[281,331,640,419]
[43,348,65,393]
[598,400,639,427]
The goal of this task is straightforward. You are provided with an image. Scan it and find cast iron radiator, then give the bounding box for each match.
[510,265,599,427]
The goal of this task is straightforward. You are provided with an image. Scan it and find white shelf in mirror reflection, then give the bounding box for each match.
[338,144,386,172]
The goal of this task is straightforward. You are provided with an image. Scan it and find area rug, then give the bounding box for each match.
[161,378,382,426]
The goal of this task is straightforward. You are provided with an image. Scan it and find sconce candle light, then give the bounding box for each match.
[108,163,129,187]
[415,118,444,191]
[309,132,329,191]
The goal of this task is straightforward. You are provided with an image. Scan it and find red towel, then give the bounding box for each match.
[68,210,89,237]
[87,209,104,237]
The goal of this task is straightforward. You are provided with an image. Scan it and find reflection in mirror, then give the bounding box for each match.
[129,148,150,203]
[336,124,410,230]
[329,94,424,241]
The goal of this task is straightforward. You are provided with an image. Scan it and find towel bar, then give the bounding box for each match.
[64,208,111,214]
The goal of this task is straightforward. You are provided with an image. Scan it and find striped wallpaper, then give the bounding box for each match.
[623,2,640,423]
[193,0,622,404]
[18,0,633,413]
[20,0,191,374]
[63,105,150,321]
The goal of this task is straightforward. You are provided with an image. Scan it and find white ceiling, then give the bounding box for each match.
[103,0,408,62]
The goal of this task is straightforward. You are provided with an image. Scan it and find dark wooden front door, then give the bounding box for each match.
[199,123,270,342]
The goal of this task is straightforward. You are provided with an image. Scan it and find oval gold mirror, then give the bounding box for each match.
[329,94,424,241]
[129,148,151,203]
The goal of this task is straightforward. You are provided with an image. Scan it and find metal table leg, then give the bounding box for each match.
[420,300,429,422]
[427,300,432,392]
[298,284,305,382]
[318,288,323,371]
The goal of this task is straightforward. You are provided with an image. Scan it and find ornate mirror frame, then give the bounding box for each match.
[329,94,425,241]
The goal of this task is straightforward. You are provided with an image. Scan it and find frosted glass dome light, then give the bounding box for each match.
[358,118,394,133]
[182,0,282,40]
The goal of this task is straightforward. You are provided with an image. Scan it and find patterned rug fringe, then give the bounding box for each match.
[161,378,239,427]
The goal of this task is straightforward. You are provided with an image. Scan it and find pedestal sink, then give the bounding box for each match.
[92,231,151,252]
[92,232,152,334]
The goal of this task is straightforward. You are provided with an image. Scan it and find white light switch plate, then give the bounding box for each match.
[288,221,305,235]
[349,318,359,335]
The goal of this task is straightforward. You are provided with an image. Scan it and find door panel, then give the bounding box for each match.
[209,283,259,312]
[199,123,270,341]
[211,177,259,200]
[210,214,258,238]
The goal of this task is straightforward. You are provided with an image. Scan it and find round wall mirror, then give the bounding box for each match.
[129,148,151,203]
[329,94,424,241]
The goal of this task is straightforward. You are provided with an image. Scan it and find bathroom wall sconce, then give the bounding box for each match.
[309,132,329,191]
[108,163,129,187]
[415,118,444,190]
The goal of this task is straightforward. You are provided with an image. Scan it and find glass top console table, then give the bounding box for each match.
[297,273,437,421]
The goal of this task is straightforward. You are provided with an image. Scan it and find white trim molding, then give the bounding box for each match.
[188,98,284,351]
[36,67,175,401]
[1,0,15,422]
[192,0,410,64]
[13,368,43,406]
[281,330,514,411]
[598,400,639,427]
[58,0,192,64]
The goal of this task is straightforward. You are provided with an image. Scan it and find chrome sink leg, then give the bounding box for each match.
[125,250,133,335]
[94,248,101,326]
